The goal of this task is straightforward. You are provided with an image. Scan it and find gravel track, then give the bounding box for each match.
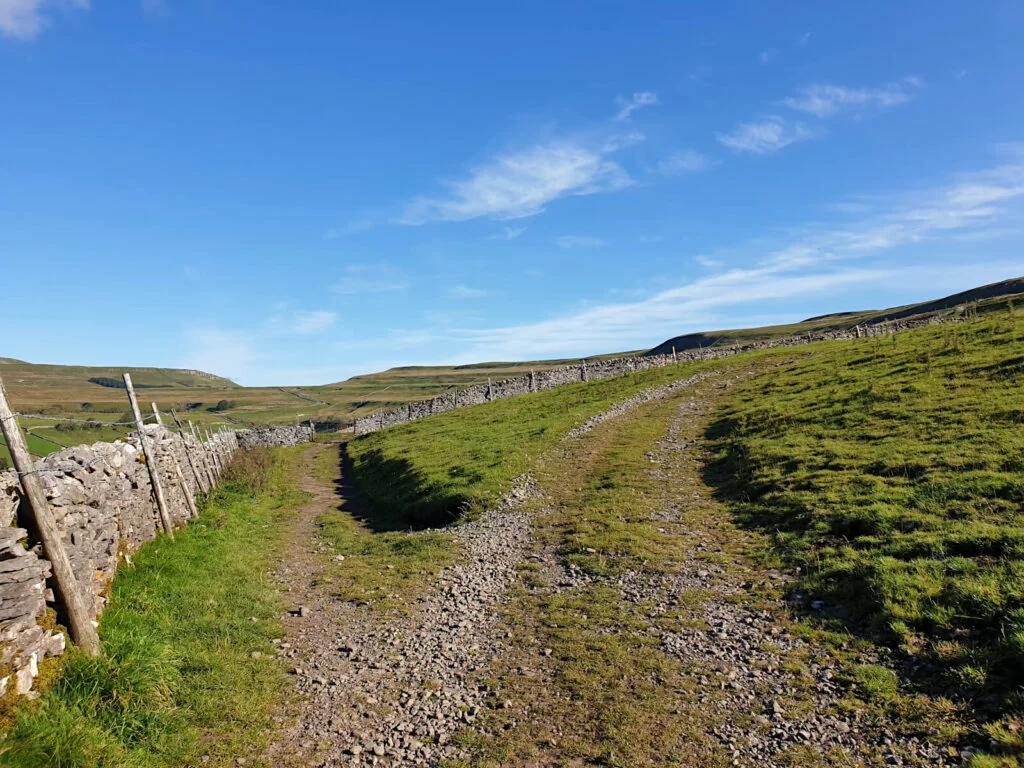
[264,372,973,767]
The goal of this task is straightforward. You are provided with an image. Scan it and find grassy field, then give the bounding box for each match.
[344,307,1024,762]
[345,353,764,529]
[0,446,307,768]
[705,310,1024,757]
[8,281,1020,447]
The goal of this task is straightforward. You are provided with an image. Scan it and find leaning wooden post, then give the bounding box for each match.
[487,378,493,401]
[155,403,195,516]
[206,428,223,479]
[204,428,219,479]
[170,409,208,494]
[189,420,216,489]
[0,375,101,657]
[218,428,230,465]
[172,459,198,518]
[529,370,536,393]
[123,375,174,539]
[672,345,678,363]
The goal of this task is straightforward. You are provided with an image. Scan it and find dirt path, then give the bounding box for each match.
[261,375,972,767]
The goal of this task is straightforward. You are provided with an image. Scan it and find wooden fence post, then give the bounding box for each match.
[672,345,677,363]
[123,374,174,539]
[487,378,492,401]
[206,428,222,479]
[170,409,207,494]
[530,370,536,393]
[154,403,196,518]
[189,420,216,489]
[0,375,101,657]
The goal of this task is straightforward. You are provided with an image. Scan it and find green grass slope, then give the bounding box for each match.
[346,307,1024,751]
[346,352,772,529]
[706,308,1024,728]
[0,446,305,767]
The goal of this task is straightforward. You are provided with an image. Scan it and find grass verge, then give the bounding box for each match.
[346,354,773,529]
[311,443,459,613]
[0,446,308,768]
[705,310,1024,758]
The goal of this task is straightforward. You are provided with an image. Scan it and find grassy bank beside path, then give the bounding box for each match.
[0,446,309,768]
[708,310,1024,759]
[346,353,781,529]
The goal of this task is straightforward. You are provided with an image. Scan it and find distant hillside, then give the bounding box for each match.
[646,276,1024,356]
[0,359,238,400]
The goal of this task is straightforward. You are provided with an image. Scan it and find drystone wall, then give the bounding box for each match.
[0,424,313,698]
[354,315,952,435]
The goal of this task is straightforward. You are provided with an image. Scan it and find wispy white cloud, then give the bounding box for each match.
[718,116,819,155]
[695,255,724,269]
[488,225,527,241]
[332,264,410,294]
[655,149,716,175]
[556,235,607,249]
[782,77,922,118]
[443,158,1024,360]
[759,49,775,64]
[400,139,634,224]
[0,0,88,39]
[183,265,201,282]
[325,219,374,239]
[798,31,811,45]
[613,91,658,121]
[447,283,491,299]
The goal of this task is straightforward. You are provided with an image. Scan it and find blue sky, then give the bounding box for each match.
[2,2,1023,386]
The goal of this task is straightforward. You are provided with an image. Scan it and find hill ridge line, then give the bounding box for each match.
[354,312,950,435]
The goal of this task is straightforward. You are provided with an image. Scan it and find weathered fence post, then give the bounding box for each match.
[154,402,194,517]
[205,428,222,480]
[189,420,216,489]
[123,374,174,539]
[486,378,492,401]
[171,409,208,494]
[530,370,536,393]
[172,459,198,519]
[0,375,101,657]
[672,345,678,363]
[581,361,589,382]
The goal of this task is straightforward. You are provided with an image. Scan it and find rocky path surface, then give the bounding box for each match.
[263,375,717,767]
[519,381,972,767]
[263,442,541,766]
[262,374,972,767]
